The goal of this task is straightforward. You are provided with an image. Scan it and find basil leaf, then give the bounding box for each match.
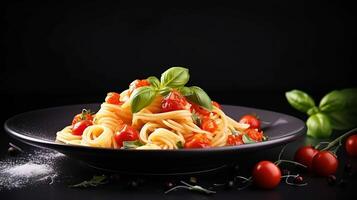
[160,67,190,88]
[130,86,157,113]
[159,87,171,96]
[122,140,144,149]
[326,111,357,130]
[285,90,315,114]
[306,113,332,138]
[186,86,213,111]
[147,76,160,89]
[319,88,357,113]
[242,134,256,144]
[178,86,193,96]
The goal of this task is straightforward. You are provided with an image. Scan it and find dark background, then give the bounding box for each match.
[1,1,357,199]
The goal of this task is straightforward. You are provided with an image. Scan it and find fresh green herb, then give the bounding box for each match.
[165,181,216,195]
[70,175,108,188]
[80,109,93,120]
[178,86,193,96]
[122,140,144,149]
[286,88,357,138]
[242,134,256,144]
[176,141,184,149]
[160,67,190,88]
[185,86,213,111]
[191,112,201,127]
[147,76,160,89]
[130,86,157,113]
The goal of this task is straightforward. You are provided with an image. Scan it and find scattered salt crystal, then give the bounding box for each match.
[0,149,64,190]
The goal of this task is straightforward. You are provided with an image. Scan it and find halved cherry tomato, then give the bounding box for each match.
[312,151,338,176]
[294,146,319,170]
[239,114,260,130]
[105,92,121,105]
[227,135,243,146]
[252,161,281,189]
[201,118,218,133]
[161,90,190,112]
[128,79,150,96]
[245,128,264,142]
[191,103,210,116]
[184,133,211,149]
[212,101,222,109]
[345,134,357,157]
[72,110,93,125]
[72,120,93,135]
[114,125,139,147]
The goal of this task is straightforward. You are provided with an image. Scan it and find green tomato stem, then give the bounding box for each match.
[321,127,357,151]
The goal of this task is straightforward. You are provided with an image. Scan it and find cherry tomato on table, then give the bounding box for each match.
[312,151,338,176]
[184,133,211,149]
[201,118,218,133]
[345,134,357,157]
[105,92,121,105]
[252,160,281,189]
[161,90,190,112]
[294,146,319,170]
[114,125,139,147]
[72,120,93,136]
[239,114,261,130]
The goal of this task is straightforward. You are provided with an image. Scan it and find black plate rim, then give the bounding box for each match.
[4,103,306,153]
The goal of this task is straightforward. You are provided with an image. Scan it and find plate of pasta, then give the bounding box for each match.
[4,67,306,174]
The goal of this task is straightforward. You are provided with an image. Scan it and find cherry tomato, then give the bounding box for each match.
[294,146,319,170]
[239,114,260,130]
[105,92,121,105]
[191,103,210,116]
[227,135,243,146]
[312,151,338,176]
[212,101,222,109]
[114,125,139,147]
[128,79,150,96]
[201,118,218,133]
[72,120,93,135]
[161,90,190,112]
[72,110,93,125]
[245,128,264,142]
[345,134,357,157]
[252,161,281,189]
[184,133,211,149]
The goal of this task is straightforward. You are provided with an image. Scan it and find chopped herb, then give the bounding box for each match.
[242,134,256,144]
[176,141,184,149]
[69,175,107,188]
[165,181,216,195]
[262,135,268,141]
[192,112,201,127]
[122,140,144,149]
[80,109,93,120]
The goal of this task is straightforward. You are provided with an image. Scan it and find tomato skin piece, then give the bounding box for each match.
[227,135,243,146]
[312,151,338,176]
[294,146,319,170]
[239,114,261,130]
[184,134,211,149]
[72,120,93,136]
[128,79,150,96]
[201,118,218,133]
[191,103,210,116]
[345,135,357,157]
[252,161,281,189]
[212,101,222,109]
[161,91,190,112]
[114,125,139,147]
[105,92,121,105]
[245,128,264,142]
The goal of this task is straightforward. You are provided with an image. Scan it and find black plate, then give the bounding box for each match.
[4,104,305,174]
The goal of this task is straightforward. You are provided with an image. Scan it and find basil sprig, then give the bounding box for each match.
[286,88,357,138]
[130,67,212,113]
